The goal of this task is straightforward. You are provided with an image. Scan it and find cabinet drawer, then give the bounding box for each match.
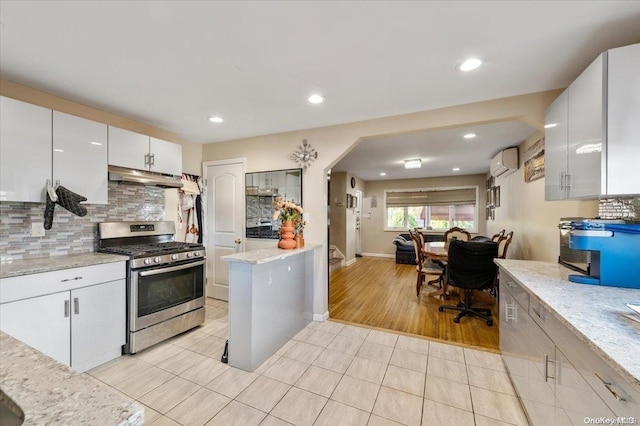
[529,297,640,417]
[0,262,126,304]
[500,270,529,311]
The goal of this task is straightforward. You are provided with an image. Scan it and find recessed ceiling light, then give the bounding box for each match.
[53,149,64,153]
[91,141,102,146]
[380,172,386,176]
[404,159,422,169]
[308,94,324,104]
[208,116,224,123]
[458,58,482,72]
[452,167,461,172]
[463,133,477,139]
[544,123,557,129]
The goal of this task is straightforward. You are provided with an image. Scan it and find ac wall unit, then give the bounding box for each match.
[490,147,519,177]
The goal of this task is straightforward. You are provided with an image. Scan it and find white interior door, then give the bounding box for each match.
[204,160,245,301]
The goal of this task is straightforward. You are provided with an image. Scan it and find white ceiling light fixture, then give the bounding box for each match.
[452,167,460,171]
[308,94,324,104]
[458,58,482,72]
[380,172,386,176]
[404,159,422,169]
[544,123,558,129]
[463,133,477,139]
[208,116,224,123]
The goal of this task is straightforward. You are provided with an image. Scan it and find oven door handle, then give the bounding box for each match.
[138,260,206,277]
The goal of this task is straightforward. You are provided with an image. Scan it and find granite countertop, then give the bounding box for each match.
[495,259,640,391]
[0,252,129,279]
[221,244,319,265]
[0,332,143,425]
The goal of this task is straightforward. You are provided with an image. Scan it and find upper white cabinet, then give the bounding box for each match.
[53,111,108,204]
[0,96,108,204]
[107,126,150,171]
[150,137,183,176]
[545,43,640,200]
[0,96,52,202]
[109,127,182,176]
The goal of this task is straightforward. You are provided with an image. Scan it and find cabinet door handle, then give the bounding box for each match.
[544,354,555,382]
[61,276,83,282]
[532,307,543,319]
[150,154,155,167]
[73,297,79,315]
[595,373,626,402]
[144,153,149,166]
[560,171,565,190]
[64,300,70,318]
[504,302,517,322]
[507,280,517,289]
[565,173,572,188]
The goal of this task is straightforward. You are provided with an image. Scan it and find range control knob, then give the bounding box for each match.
[186,252,193,258]
[171,254,178,260]
[154,257,161,263]
[195,251,201,256]
[144,258,152,265]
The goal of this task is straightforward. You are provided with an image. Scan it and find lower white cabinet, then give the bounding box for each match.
[0,263,126,372]
[500,271,638,424]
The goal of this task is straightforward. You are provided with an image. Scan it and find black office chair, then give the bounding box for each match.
[438,240,498,326]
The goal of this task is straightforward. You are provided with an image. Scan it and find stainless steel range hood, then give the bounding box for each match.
[108,165,183,188]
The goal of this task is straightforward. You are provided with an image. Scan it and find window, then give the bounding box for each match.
[384,187,478,232]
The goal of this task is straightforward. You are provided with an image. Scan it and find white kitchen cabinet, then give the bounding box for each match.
[107,126,150,171]
[545,42,640,200]
[0,96,52,202]
[108,126,182,176]
[0,291,71,366]
[0,263,126,372]
[500,269,640,424]
[53,111,108,204]
[150,137,183,176]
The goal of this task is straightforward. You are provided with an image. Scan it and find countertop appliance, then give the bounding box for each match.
[559,217,590,274]
[568,220,640,288]
[98,221,206,353]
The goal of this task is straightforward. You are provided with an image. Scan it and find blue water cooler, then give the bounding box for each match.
[568,222,640,289]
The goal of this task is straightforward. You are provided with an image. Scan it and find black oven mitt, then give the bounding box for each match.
[44,191,56,230]
[55,186,88,217]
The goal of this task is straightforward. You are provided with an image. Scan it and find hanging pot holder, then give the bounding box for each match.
[55,186,88,217]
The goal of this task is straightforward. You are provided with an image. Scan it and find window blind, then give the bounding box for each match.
[386,188,476,207]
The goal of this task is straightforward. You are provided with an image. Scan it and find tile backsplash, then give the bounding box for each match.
[598,196,638,220]
[0,182,165,260]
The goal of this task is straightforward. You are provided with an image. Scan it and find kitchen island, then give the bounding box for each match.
[222,245,318,372]
[496,259,640,423]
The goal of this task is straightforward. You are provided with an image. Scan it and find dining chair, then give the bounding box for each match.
[410,232,444,297]
[444,226,471,243]
[438,240,498,326]
[491,229,506,242]
[497,231,514,259]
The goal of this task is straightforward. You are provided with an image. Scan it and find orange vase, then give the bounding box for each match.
[278,220,297,249]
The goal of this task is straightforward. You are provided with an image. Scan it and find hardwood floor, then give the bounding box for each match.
[329,257,499,351]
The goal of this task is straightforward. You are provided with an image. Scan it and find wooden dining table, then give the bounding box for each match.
[422,242,449,298]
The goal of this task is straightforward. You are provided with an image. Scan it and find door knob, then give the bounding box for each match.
[235,238,242,244]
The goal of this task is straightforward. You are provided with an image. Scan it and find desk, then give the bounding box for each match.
[422,242,448,298]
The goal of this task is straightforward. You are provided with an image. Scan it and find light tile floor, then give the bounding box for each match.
[88,298,528,426]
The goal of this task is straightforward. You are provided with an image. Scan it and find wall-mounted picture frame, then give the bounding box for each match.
[346,194,354,209]
[494,186,501,207]
[524,136,545,183]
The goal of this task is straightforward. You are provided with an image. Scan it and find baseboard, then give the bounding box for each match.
[345,258,357,266]
[312,311,330,322]
[362,252,395,259]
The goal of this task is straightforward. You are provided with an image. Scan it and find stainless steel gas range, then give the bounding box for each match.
[98,221,206,354]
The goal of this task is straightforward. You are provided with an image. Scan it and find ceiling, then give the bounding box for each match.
[332,120,536,181]
[1,1,639,146]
